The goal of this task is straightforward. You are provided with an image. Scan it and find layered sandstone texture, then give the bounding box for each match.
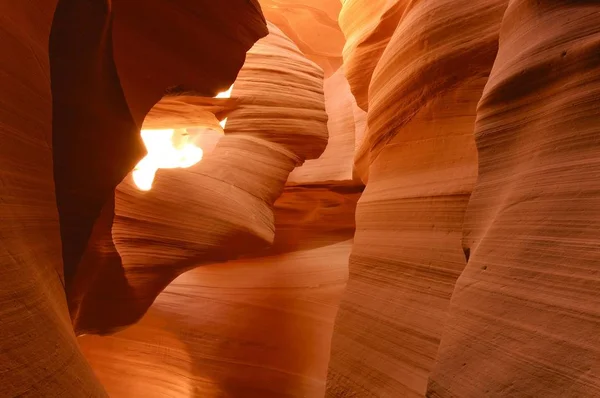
[428,2,600,396]
[4,0,600,397]
[337,0,408,111]
[79,184,361,397]
[1,0,266,396]
[289,67,366,184]
[75,17,369,395]
[70,22,329,335]
[327,0,508,396]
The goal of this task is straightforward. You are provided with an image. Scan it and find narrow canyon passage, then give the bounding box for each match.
[1,1,599,397]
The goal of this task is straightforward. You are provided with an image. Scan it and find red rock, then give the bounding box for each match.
[79,185,360,396]
[1,1,266,395]
[70,23,329,335]
[338,0,408,111]
[258,0,346,77]
[327,0,507,396]
[4,0,600,396]
[289,68,365,184]
[429,2,600,396]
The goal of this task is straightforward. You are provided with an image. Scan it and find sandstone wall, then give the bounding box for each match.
[429,1,600,396]
[0,1,266,395]
[80,185,360,396]
[328,0,507,396]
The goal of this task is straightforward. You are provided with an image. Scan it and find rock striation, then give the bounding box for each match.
[3,0,600,396]
[79,184,361,397]
[428,2,600,396]
[1,1,266,395]
[327,0,508,396]
[70,22,329,335]
[288,67,365,184]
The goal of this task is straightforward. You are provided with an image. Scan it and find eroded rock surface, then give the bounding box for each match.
[289,68,365,184]
[259,0,345,76]
[79,185,360,397]
[327,0,508,396]
[4,0,600,396]
[429,2,600,396]
[1,1,266,395]
[71,23,329,335]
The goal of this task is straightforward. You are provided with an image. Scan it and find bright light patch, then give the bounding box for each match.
[132,129,203,191]
[215,84,233,99]
[216,84,233,129]
[132,84,233,191]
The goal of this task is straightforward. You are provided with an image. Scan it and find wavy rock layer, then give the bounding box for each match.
[289,68,365,184]
[429,2,600,396]
[338,0,407,111]
[355,0,508,179]
[56,0,267,312]
[328,0,507,396]
[258,0,345,76]
[80,184,360,397]
[1,0,266,395]
[71,23,328,335]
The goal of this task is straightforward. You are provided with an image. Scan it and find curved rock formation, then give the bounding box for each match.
[112,0,267,126]
[1,1,123,396]
[259,0,345,76]
[79,184,360,396]
[337,0,407,111]
[429,2,600,396]
[5,0,600,396]
[1,1,266,395]
[289,67,365,184]
[71,22,329,335]
[56,0,267,324]
[327,0,507,396]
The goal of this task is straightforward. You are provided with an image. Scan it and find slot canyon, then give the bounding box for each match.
[1,0,599,397]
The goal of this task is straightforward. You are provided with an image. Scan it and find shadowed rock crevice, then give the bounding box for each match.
[50,0,144,292]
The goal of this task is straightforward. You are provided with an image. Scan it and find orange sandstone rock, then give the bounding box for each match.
[79,184,360,397]
[328,0,508,396]
[338,0,408,111]
[289,68,365,184]
[1,0,266,395]
[429,2,600,396]
[71,23,329,335]
[258,0,345,77]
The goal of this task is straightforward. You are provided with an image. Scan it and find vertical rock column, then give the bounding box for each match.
[1,0,127,395]
[327,0,507,396]
[429,2,600,396]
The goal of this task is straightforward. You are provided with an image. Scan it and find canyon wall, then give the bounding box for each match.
[329,0,600,397]
[258,0,345,76]
[327,0,507,396]
[1,2,125,396]
[70,22,329,335]
[79,184,360,397]
[3,0,600,396]
[428,1,600,396]
[0,1,266,396]
[76,21,360,396]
